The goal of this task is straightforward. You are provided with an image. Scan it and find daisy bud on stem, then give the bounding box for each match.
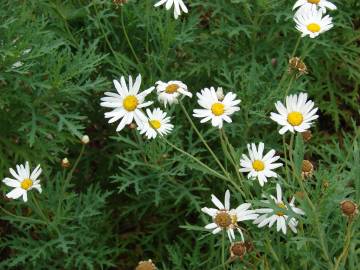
[61,158,70,169]
[340,200,358,218]
[135,259,157,270]
[81,135,90,145]
[301,160,314,179]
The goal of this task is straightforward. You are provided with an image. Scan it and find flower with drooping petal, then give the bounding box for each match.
[201,190,258,242]
[193,87,241,129]
[293,0,337,14]
[239,142,283,187]
[138,108,174,139]
[154,0,188,19]
[270,92,319,135]
[253,184,305,234]
[294,6,333,38]
[2,162,42,202]
[155,80,192,107]
[100,75,154,132]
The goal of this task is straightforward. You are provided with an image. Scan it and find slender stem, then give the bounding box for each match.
[222,231,226,270]
[162,137,228,182]
[57,145,85,214]
[120,8,141,67]
[333,219,354,270]
[32,195,60,235]
[179,102,228,176]
[220,129,248,198]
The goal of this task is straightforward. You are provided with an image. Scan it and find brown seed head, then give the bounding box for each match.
[135,259,156,270]
[302,130,312,142]
[301,160,314,179]
[113,0,128,6]
[230,242,247,259]
[129,123,137,129]
[340,200,358,217]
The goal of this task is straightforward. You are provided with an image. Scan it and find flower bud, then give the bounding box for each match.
[301,160,314,179]
[81,135,90,145]
[340,200,358,218]
[216,87,224,101]
[302,130,312,142]
[135,259,156,270]
[61,158,70,169]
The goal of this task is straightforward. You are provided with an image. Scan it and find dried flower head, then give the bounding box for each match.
[301,160,314,179]
[340,200,358,218]
[81,135,90,145]
[288,57,308,77]
[302,130,312,142]
[61,158,70,169]
[230,241,247,260]
[135,259,157,270]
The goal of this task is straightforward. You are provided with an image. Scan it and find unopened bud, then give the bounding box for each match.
[135,259,157,270]
[340,200,358,218]
[216,87,224,101]
[302,130,312,142]
[81,135,90,145]
[61,158,70,168]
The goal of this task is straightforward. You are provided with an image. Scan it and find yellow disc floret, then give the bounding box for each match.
[287,111,304,126]
[211,103,225,116]
[21,178,33,190]
[276,202,287,216]
[252,160,265,171]
[165,84,179,94]
[214,211,232,228]
[307,23,321,33]
[308,0,320,4]
[123,95,138,111]
[149,119,161,129]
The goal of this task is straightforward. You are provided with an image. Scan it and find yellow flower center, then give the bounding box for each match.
[21,178,33,190]
[211,103,225,116]
[276,202,287,216]
[165,84,179,94]
[287,111,303,126]
[252,160,265,171]
[307,23,321,33]
[214,211,237,228]
[149,119,161,129]
[307,0,320,4]
[123,95,138,111]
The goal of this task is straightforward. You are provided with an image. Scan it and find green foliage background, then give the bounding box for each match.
[0,0,359,269]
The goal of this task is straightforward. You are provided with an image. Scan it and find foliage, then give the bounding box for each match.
[0,0,359,269]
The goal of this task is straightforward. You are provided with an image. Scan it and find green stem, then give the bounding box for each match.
[333,219,354,270]
[162,137,228,182]
[179,102,228,177]
[57,145,85,214]
[220,129,248,198]
[222,231,226,270]
[120,8,142,67]
[32,194,60,235]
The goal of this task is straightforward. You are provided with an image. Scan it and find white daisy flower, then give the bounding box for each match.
[293,0,337,14]
[193,87,241,129]
[253,184,305,234]
[201,190,258,242]
[270,92,319,135]
[2,162,42,202]
[294,6,334,38]
[154,0,188,19]
[239,142,283,187]
[100,74,154,132]
[138,108,174,139]
[155,80,192,107]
